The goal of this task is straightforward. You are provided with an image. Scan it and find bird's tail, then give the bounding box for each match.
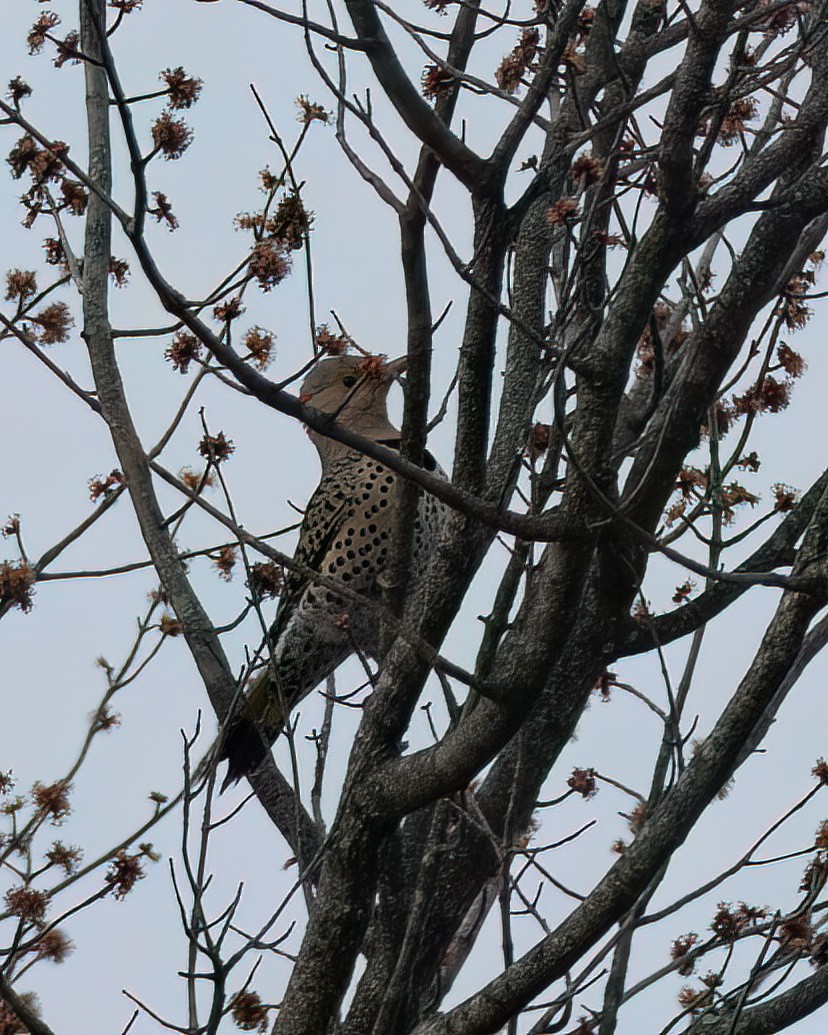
[218,668,286,792]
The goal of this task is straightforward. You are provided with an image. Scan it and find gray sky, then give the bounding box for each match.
[2,2,828,1032]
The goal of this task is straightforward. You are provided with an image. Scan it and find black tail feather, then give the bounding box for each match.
[218,717,271,793]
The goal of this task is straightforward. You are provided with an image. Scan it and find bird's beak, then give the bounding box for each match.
[384,355,407,379]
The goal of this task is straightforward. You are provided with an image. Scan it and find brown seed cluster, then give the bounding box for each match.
[710,901,767,941]
[546,197,579,226]
[593,671,614,701]
[105,850,146,899]
[677,972,721,1011]
[213,297,245,323]
[631,598,651,622]
[7,136,68,184]
[5,886,49,923]
[712,97,758,146]
[159,613,183,637]
[149,191,179,231]
[27,11,60,55]
[54,31,81,69]
[676,466,707,499]
[759,0,810,36]
[160,66,203,110]
[813,758,828,785]
[247,563,284,601]
[776,343,806,378]
[495,29,540,94]
[0,562,35,613]
[625,802,647,834]
[248,240,292,291]
[571,154,604,186]
[52,179,86,218]
[315,324,350,355]
[674,473,708,514]
[46,841,83,875]
[567,767,597,799]
[528,422,551,460]
[241,326,275,370]
[92,705,121,733]
[670,932,700,976]
[562,41,587,74]
[88,469,125,503]
[736,451,761,472]
[771,483,799,512]
[598,230,626,248]
[31,927,73,964]
[295,95,330,125]
[43,237,67,269]
[271,191,313,251]
[4,269,37,304]
[672,579,695,604]
[109,257,130,287]
[32,301,73,345]
[235,178,311,302]
[7,76,32,106]
[165,331,203,374]
[5,131,88,229]
[229,990,270,1031]
[179,466,214,492]
[0,993,41,1034]
[778,913,813,949]
[421,64,456,100]
[733,374,792,416]
[719,481,759,525]
[198,431,235,465]
[212,545,237,582]
[151,111,194,160]
[576,6,596,39]
[1,516,20,540]
[33,781,71,824]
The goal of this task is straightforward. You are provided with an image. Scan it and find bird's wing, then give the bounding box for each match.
[268,464,352,645]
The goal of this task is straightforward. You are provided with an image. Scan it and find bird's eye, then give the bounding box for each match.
[343,375,357,388]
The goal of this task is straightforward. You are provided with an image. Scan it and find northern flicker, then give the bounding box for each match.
[220,354,446,787]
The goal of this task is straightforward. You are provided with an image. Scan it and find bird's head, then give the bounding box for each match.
[299,354,406,433]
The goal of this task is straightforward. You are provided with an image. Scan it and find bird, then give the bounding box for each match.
[219,353,446,788]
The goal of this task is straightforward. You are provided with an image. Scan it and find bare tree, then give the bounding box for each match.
[3,0,828,1032]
